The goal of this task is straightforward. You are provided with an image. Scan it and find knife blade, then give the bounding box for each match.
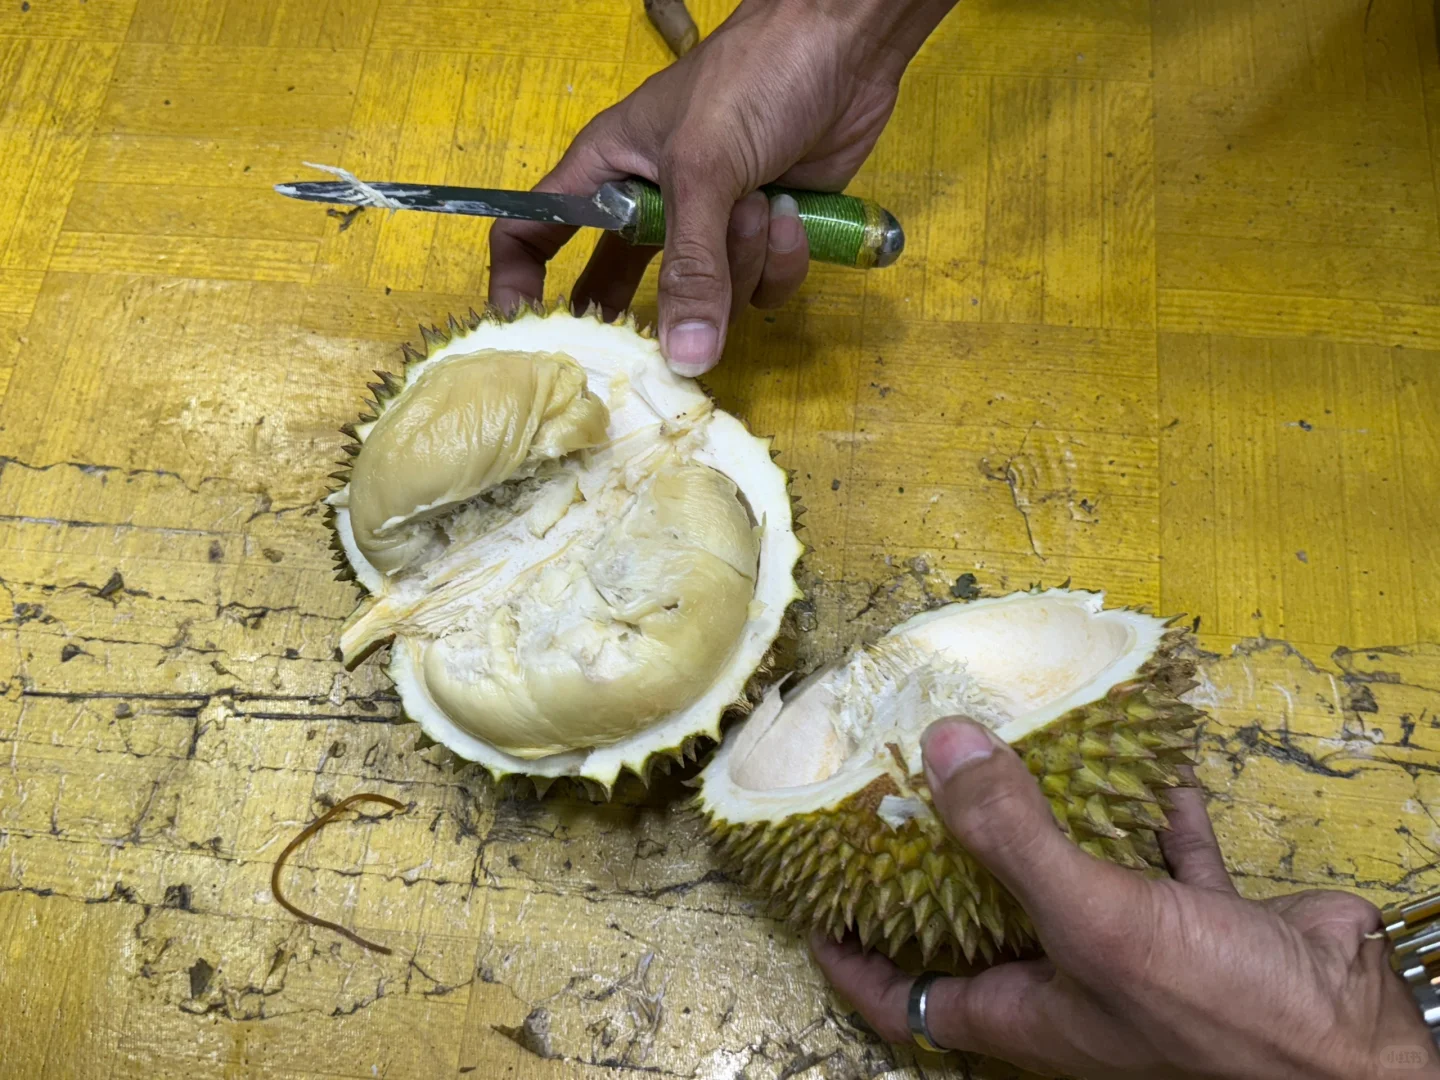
[275,180,622,230]
[275,173,905,270]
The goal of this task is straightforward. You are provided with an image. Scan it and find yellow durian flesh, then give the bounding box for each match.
[420,460,759,759]
[349,349,609,576]
[325,306,803,790]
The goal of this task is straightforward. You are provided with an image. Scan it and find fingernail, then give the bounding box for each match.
[921,719,995,789]
[730,193,767,239]
[665,319,719,376]
[768,193,803,254]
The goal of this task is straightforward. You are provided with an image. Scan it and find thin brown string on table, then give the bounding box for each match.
[270,793,407,954]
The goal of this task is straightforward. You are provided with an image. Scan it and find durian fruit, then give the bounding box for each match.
[325,304,803,793]
[694,588,1202,964]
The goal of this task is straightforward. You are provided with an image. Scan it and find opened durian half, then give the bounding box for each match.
[324,305,803,792]
[695,589,1203,965]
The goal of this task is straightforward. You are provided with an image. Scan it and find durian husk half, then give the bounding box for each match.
[694,588,1202,966]
[323,303,803,795]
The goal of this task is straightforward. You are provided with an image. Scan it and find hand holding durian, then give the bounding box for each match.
[323,0,1440,1074]
[812,718,1438,1079]
[325,306,1440,1080]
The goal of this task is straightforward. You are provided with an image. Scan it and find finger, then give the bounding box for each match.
[809,929,1061,1065]
[928,962,1063,1068]
[808,930,913,1044]
[1157,767,1236,894]
[1265,888,1382,944]
[487,115,634,315]
[725,191,770,322]
[656,145,744,376]
[751,192,810,310]
[920,718,1147,952]
[773,161,863,191]
[573,232,657,322]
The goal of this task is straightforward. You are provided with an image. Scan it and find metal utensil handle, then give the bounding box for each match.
[606,178,904,269]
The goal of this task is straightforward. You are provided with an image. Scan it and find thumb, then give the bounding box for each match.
[656,148,741,376]
[921,718,1143,950]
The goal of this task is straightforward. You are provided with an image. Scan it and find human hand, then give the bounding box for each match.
[812,718,1439,1080]
[487,0,955,376]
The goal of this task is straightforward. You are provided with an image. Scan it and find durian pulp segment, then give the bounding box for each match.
[348,349,609,576]
[326,308,803,790]
[695,589,1202,963]
[418,459,759,759]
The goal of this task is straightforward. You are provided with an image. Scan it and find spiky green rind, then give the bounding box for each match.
[491,728,718,802]
[323,502,355,583]
[700,625,1201,966]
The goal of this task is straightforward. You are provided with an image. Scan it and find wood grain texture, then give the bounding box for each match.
[1,1,1439,1078]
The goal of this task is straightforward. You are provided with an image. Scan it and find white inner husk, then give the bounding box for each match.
[326,311,802,786]
[701,589,1169,824]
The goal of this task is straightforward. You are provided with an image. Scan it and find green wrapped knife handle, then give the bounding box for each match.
[597,178,905,269]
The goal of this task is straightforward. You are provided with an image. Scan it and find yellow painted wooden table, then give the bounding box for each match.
[2,1,1439,1077]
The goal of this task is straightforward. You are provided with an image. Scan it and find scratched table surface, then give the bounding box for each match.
[2,1,1440,1077]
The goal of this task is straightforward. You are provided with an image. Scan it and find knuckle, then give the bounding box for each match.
[572,101,630,155]
[1083,888,1171,982]
[948,780,1042,854]
[487,224,550,272]
[960,988,1030,1054]
[659,140,717,183]
[1088,919,1148,976]
[579,103,621,139]
[659,241,726,299]
[874,1015,912,1046]
[1164,829,1210,861]
[486,218,517,253]
[660,125,749,191]
[1343,894,1382,929]
[869,979,915,1045]
[1327,889,1380,917]
[1293,889,1381,935]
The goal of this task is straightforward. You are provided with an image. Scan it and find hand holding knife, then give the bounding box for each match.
[275,166,905,271]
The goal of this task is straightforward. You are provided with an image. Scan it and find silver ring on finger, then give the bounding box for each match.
[906,970,947,1053]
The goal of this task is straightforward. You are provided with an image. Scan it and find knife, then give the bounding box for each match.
[275,170,905,270]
